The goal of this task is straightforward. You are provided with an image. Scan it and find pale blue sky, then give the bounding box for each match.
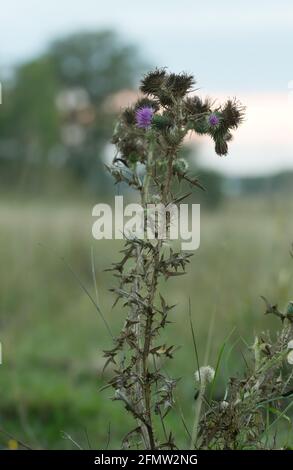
[0,0,292,91]
[0,0,292,175]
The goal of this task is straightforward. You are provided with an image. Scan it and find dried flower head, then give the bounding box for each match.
[221,98,245,129]
[184,96,211,115]
[140,68,167,95]
[166,72,195,97]
[195,366,215,383]
[122,107,136,125]
[135,106,154,129]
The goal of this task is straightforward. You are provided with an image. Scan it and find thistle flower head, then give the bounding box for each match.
[151,114,171,130]
[122,107,136,125]
[184,96,212,115]
[215,139,228,156]
[135,106,154,129]
[166,72,195,97]
[208,113,220,127]
[221,98,245,129]
[140,68,167,95]
[195,366,215,383]
[135,97,160,112]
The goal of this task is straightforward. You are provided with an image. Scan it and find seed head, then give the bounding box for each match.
[195,366,215,383]
[220,400,229,410]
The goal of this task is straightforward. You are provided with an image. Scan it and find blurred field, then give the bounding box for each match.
[1,195,293,449]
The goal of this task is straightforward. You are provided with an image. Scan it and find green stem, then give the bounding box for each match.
[142,133,155,206]
[190,379,206,449]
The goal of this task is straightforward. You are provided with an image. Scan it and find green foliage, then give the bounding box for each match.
[13,57,60,150]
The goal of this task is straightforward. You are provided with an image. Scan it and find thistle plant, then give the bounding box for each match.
[197,300,293,449]
[103,69,245,449]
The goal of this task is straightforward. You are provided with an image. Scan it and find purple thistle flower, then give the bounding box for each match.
[208,113,220,127]
[135,106,154,129]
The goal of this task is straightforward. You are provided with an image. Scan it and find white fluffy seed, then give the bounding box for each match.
[195,366,215,383]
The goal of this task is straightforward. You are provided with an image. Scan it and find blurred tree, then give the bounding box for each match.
[0,31,145,194]
[50,31,144,190]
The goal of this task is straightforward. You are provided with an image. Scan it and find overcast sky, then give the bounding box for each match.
[0,0,292,175]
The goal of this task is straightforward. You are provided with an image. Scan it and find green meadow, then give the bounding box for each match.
[1,195,292,448]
